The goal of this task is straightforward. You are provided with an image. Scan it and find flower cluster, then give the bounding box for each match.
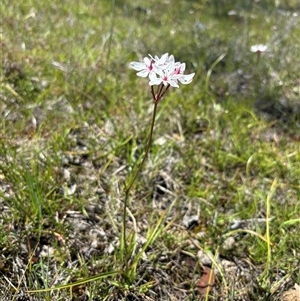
[130,53,195,88]
[250,44,268,54]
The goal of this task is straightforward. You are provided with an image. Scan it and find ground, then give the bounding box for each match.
[1,0,300,300]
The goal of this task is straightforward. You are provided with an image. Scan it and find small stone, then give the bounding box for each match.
[197,249,212,266]
[222,236,235,251]
[105,243,114,254]
[182,214,199,230]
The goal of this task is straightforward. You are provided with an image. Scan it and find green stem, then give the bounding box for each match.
[122,100,159,268]
[126,101,158,194]
[246,52,261,92]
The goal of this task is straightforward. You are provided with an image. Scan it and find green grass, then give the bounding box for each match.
[1,0,300,300]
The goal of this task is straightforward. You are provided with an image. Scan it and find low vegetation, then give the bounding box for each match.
[1,0,300,300]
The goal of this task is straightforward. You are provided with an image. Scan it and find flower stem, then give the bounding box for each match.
[246,53,261,92]
[122,98,159,269]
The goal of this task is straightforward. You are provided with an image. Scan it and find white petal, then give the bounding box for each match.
[149,78,162,86]
[149,72,162,85]
[136,70,149,77]
[167,55,175,64]
[130,62,146,71]
[158,53,169,63]
[144,57,151,66]
[153,65,164,76]
[149,72,158,81]
[180,63,186,72]
[165,61,176,74]
[171,74,182,80]
[174,62,181,68]
[250,44,267,53]
[168,80,179,88]
[259,45,268,52]
[185,73,195,80]
[178,73,195,84]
